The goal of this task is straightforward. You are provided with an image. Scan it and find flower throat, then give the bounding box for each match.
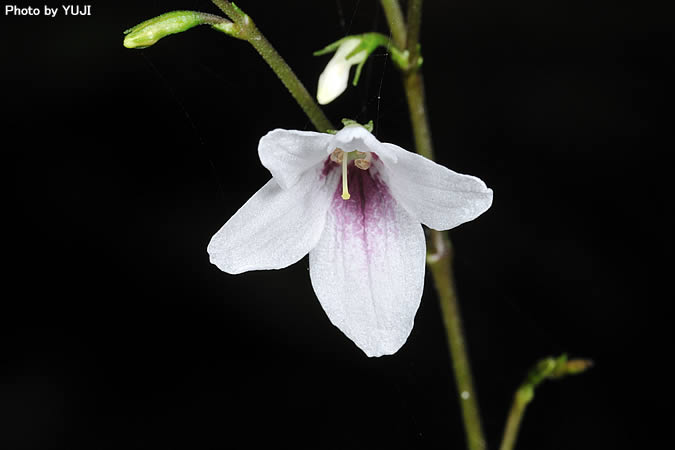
[330,148,372,200]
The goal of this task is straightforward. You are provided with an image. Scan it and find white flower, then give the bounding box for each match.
[316,38,368,105]
[208,125,493,357]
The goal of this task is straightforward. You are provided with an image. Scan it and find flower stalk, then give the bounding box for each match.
[499,355,593,450]
[211,0,333,132]
[381,1,487,449]
[379,0,407,50]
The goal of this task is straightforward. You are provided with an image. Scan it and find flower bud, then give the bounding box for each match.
[123,10,234,49]
[316,38,368,105]
[315,33,421,104]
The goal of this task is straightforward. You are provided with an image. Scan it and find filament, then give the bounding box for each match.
[341,152,350,200]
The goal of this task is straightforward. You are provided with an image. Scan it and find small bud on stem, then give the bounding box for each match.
[499,354,593,450]
[123,10,238,49]
[314,32,423,104]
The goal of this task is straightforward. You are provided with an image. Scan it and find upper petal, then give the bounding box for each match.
[208,166,338,274]
[329,125,384,154]
[258,129,332,190]
[309,169,426,357]
[376,143,493,231]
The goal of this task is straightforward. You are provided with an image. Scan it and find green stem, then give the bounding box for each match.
[379,0,407,49]
[402,1,432,161]
[405,0,423,67]
[499,388,530,450]
[403,72,434,161]
[382,1,487,449]
[428,234,487,450]
[211,0,333,132]
[498,356,593,450]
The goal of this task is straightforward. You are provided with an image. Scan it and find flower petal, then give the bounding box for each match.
[376,143,493,231]
[329,124,384,154]
[258,129,332,190]
[208,167,338,274]
[317,38,367,105]
[317,61,350,105]
[309,169,426,357]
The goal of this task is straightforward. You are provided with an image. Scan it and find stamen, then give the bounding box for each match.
[330,148,344,163]
[354,152,372,170]
[341,151,350,200]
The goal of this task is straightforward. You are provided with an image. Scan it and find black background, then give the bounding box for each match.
[3,1,672,449]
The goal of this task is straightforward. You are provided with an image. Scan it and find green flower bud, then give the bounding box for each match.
[520,354,593,396]
[123,10,235,49]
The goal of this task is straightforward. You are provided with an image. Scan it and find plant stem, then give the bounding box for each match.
[379,0,407,49]
[405,0,423,66]
[498,356,593,450]
[403,72,434,161]
[499,388,530,450]
[428,233,487,450]
[382,1,487,449]
[211,0,333,132]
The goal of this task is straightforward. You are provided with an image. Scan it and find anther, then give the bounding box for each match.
[330,148,344,164]
[354,159,371,170]
[354,152,372,170]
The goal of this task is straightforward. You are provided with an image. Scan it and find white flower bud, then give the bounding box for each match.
[316,38,368,105]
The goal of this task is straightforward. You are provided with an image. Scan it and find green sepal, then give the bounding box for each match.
[313,37,352,57]
[326,119,374,134]
[341,118,374,132]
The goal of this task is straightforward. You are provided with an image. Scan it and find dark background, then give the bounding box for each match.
[3,0,672,449]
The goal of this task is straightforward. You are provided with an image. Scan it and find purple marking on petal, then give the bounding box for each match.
[330,165,399,254]
[321,157,337,179]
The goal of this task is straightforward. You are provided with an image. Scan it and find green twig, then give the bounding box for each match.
[211,0,333,132]
[499,387,530,450]
[402,0,432,161]
[403,72,434,161]
[379,0,407,49]
[428,235,487,450]
[499,356,593,450]
[381,1,487,449]
[405,0,423,68]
